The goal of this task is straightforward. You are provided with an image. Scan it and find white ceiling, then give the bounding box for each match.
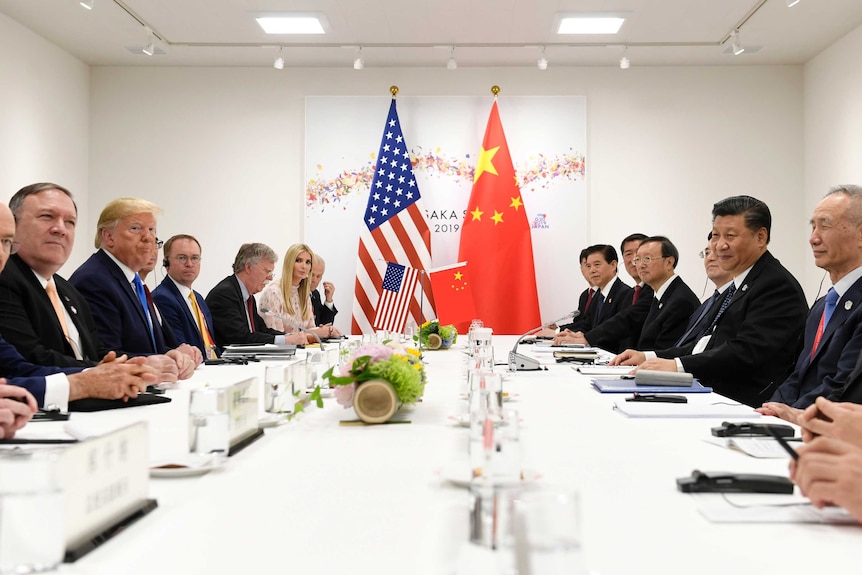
[2,0,862,68]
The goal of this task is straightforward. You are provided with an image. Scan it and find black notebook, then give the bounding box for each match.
[69,393,172,412]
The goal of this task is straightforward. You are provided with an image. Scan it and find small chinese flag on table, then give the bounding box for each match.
[428,262,477,327]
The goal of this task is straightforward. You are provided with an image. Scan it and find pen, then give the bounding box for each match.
[0,438,78,445]
[767,427,799,461]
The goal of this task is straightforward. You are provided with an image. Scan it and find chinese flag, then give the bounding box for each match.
[428,262,477,326]
[457,101,541,334]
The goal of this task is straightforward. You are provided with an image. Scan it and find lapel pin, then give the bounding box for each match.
[70,306,77,315]
[658,302,663,309]
[846,301,853,311]
[741,284,748,292]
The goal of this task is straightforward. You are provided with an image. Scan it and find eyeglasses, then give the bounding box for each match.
[173,255,202,264]
[698,249,712,259]
[632,255,668,265]
[0,239,15,255]
[155,238,164,249]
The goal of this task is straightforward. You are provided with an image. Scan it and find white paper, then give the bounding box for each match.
[704,437,798,459]
[692,493,859,524]
[612,401,760,419]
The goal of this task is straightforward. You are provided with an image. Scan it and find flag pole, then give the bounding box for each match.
[491,85,500,97]
[418,270,425,357]
[391,85,399,98]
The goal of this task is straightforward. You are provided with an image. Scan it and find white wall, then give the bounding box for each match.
[0,12,91,275]
[89,64,806,331]
[804,22,862,296]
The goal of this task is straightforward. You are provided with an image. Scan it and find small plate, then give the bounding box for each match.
[259,413,290,428]
[438,462,540,487]
[150,454,227,478]
[448,413,472,427]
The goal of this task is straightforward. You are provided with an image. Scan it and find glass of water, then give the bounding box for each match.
[512,487,585,574]
[0,449,65,573]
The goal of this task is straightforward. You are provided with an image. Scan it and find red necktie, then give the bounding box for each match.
[247,298,256,333]
[584,288,594,312]
[633,285,642,304]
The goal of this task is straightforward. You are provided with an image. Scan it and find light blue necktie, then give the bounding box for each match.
[823,287,839,327]
[132,273,157,351]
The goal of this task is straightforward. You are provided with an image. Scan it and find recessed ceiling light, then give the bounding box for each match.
[256,16,325,35]
[558,16,625,35]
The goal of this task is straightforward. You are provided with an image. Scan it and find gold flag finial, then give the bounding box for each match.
[390,85,399,97]
[491,85,500,96]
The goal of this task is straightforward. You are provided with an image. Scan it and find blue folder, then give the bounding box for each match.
[590,378,712,394]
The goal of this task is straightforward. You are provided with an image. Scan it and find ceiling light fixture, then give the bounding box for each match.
[447,46,457,70]
[558,16,625,35]
[273,47,284,70]
[620,47,630,69]
[256,16,324,35]
[142,26,155,56]
[354,47,364,70]
[537,46,548,70]
[79,0,94,10]
[787,0,800,6]
[730,30,745,56]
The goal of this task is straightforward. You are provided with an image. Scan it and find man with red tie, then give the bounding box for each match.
[758,185,862,418]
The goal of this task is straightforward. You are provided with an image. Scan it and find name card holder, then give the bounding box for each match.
[191,377,263,457]
[62,421,156,562]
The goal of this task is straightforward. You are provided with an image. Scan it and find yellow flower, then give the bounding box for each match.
[406,348,420,358]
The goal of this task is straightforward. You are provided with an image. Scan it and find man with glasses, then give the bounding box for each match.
[69,197,199,378]
[206,243,299,347]
[614,196,808,407]
[152,234,219,359]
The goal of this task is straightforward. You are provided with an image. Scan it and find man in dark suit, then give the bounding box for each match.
[309,255,337,327]
[671,234,735,349]
[152,234,219,359]
[0,190,156,408]
[615,196,808,407]
[68,197,197,378]
[571,244,632,333]
[206,243,304,347]
[757,186,862,417]
[628,236,699,350]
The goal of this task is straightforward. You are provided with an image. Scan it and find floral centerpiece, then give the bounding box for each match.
[324,342,426,424]
[419,320,458,350]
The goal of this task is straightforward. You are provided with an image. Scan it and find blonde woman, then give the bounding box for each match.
[259,244,342,343]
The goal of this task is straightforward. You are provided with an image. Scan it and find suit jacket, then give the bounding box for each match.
[311,289,337,326]
[68,249,171,357]
[636,276,700,350]
[152,277,218,358]
[657,251,808,407]
[0,333,82,406]
[584,284,655,354]
[0,254,106,367]
[205,275,284,347]
[771,276,862,408]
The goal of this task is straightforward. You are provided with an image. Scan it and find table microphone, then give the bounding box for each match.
[258,307,323,347]
[508,310,580,372]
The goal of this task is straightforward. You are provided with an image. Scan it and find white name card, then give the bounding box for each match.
[62,421,150,552]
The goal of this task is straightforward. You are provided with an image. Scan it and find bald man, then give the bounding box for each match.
[310,255,337,327]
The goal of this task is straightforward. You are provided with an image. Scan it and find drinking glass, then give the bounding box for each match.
[188,388,230,456]
[0,449,64,574]
[513,488,585,574]
[263,365,288,414]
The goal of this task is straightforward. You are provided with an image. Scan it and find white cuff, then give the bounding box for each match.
[674,358,685,372]
[324,301,335,310]
[44,372,70,412]
[644,351,657,360]
[274,335,286,345]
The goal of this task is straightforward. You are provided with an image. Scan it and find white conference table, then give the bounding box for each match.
[54,337,857,574]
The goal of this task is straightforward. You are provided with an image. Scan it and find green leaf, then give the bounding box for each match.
[310,385,324,409]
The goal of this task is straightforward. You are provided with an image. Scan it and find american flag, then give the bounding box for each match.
[351,98,434,334]
[373,262,420,333]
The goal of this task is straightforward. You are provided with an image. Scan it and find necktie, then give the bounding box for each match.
[584,288,595,313]
[247,297,256,333]
[674,289,721,347]
[592,290,605,323]
[700,282,736,338]
[811,288,839,358]
[45,278,71,340]
[189,292,217,359]
[633,285,642,304]
[132,273,157,351]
